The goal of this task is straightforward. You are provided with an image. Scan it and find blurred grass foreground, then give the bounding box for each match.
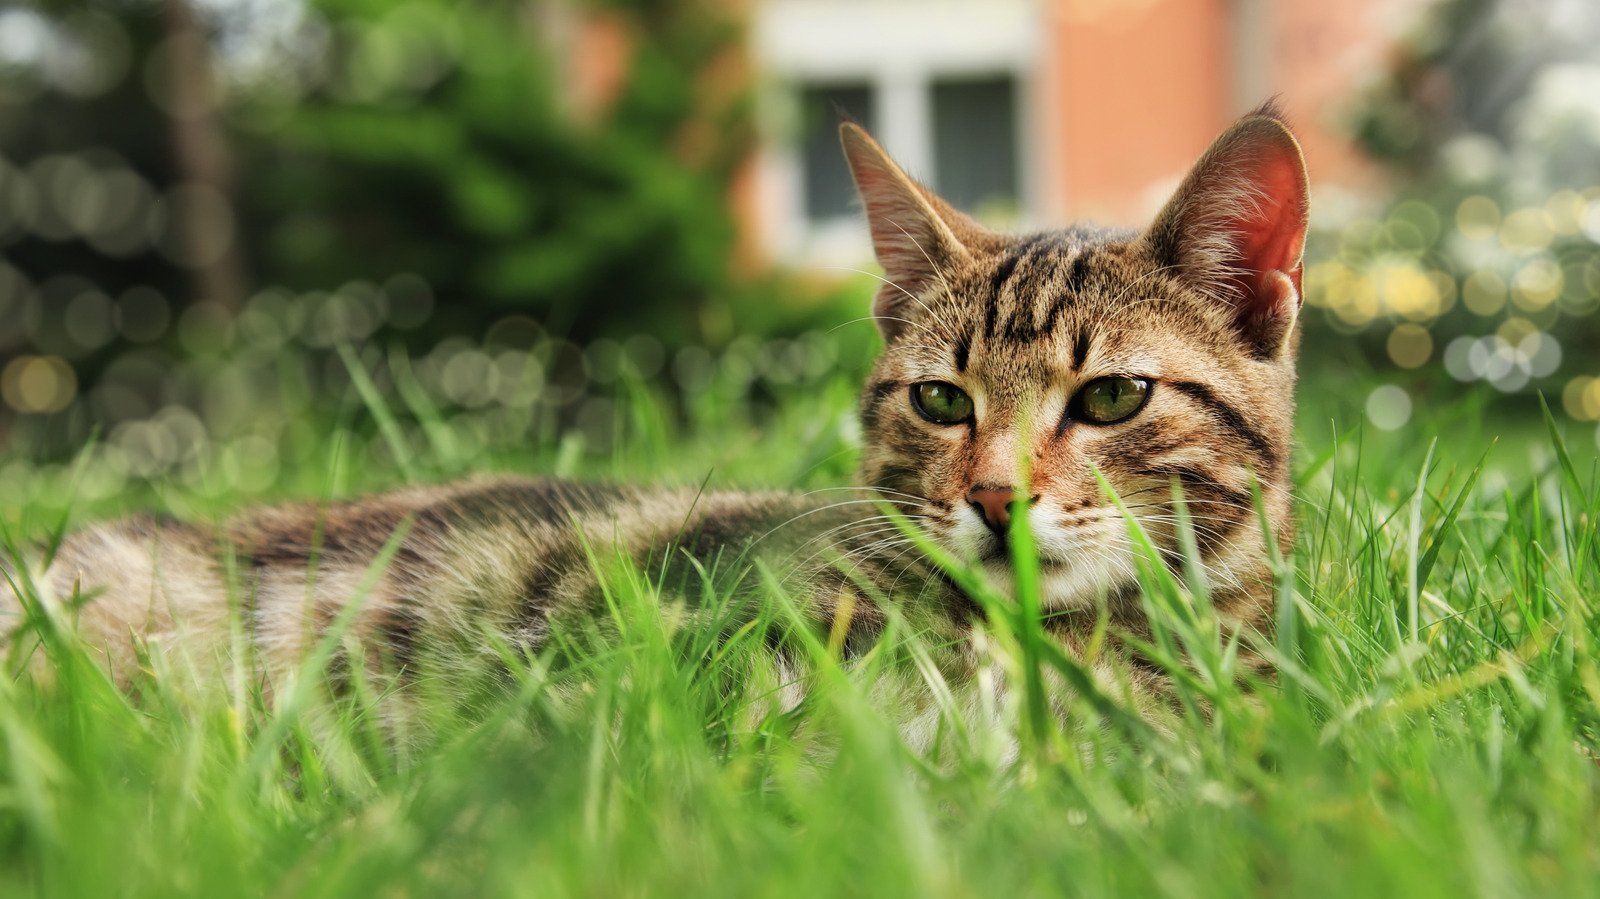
[5,0,1600,896]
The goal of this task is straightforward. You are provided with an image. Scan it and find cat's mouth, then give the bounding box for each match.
[977,543,1070,568]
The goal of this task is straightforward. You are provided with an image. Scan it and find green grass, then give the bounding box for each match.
[3,349,1600,898]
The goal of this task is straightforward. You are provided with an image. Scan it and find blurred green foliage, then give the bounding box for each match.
[0,0,764,345]
[0,0,875,457]
[242,0,753,343]
[1314,0,1600,428]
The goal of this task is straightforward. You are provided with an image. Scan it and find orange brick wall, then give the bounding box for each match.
[1046,0,1231,226]
[1042,0,1431,228]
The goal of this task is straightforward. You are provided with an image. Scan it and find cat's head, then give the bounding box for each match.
[844,108,1308,614]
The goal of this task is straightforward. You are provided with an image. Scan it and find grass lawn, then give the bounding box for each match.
[2,334,1599,898]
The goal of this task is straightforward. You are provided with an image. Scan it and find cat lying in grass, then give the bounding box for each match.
[2,106,1308,728]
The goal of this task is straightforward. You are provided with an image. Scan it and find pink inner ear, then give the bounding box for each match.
[1227,147,1310,311]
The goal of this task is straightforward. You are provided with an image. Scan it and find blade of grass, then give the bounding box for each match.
[1539,393,1591,516]
[1415,441,1493,594]
[388,343,465,473]
[243,513,415,787]
[878,501,1157,745]
[338,342,420,484]
[1407,439,1437,644]
[40,428,99,568]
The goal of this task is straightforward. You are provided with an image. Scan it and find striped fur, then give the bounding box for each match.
[845,104,1307,657]
[2,108,1309,725]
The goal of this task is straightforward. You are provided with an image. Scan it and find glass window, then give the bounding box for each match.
[800,83,875,221]
[931,76,1018,214]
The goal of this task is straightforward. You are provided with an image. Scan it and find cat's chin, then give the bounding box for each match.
[932,519,1135,610]
[974,556,1134,612]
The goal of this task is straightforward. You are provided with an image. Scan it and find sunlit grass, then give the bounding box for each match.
[2,336,1600,897]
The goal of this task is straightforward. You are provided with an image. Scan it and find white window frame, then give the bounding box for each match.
[752,0,1045,266]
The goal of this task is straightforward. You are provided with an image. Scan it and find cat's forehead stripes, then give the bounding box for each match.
[985,232,1070,307]
[979,237,1095,345]
[935,235,1137,382]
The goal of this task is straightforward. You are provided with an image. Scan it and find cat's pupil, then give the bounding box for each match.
[911,382,973,425]
[1076,377,1149,424]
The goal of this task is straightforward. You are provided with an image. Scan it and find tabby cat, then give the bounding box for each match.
[1,107,1308,723]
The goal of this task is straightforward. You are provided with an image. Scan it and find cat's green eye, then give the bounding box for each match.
[911,381,974,425]
[1074,377,1150,424]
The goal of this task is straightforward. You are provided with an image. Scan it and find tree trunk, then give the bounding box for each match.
[161,0,246,311]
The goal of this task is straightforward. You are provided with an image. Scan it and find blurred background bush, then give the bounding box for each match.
[0,0,1597,504]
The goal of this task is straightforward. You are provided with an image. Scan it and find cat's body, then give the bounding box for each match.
[2,107,1309,724]
[12,480,934,698]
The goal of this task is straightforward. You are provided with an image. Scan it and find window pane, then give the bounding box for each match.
[932,76,1018,214]
[801,84,875,221]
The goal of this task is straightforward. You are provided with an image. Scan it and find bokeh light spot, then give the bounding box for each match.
[87,166,155,257]
[1,354,76,413]
[1329,271,1379,327]
[1463,269,1507,316]
[483,314,542,350]
[1521,332,1562,378]
[143,32,217,119]
[1563,376,1595,420]
[64,288,116,350]
[1510,257,1562,311]
[1426,270,1458,316]
[1500,207,1553,250]
[1366,385,1413,431]
[1496,317,1537,348]
[584,338,623,384]
[0,156,41,242]
[1302,261,1345,309]
[1378,264,1441,321]
[622,335,665,379]
[672,346,715,393]
[50,11,131,99]
[1456,195,1501,241]
[1387,324,1433,368]
[1338,218,1380,261]
[441,348,497,408]
[1444,336,1478,382]
[1387,200,1440,250]
[1545,189,1585,235]
[27,155,76,241]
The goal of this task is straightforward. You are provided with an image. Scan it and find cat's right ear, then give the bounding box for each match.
[1141,108,1311,359]
[840,123,977,342]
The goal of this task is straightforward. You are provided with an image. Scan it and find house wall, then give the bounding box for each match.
[744,0,1436,263]
[1045,0,1232,226]
[1043,0,1434,227]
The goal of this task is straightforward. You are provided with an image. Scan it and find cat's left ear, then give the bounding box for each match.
[841,122,990,343]
[1142,107,1310,359]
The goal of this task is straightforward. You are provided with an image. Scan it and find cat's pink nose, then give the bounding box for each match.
[967,486,1015,535]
